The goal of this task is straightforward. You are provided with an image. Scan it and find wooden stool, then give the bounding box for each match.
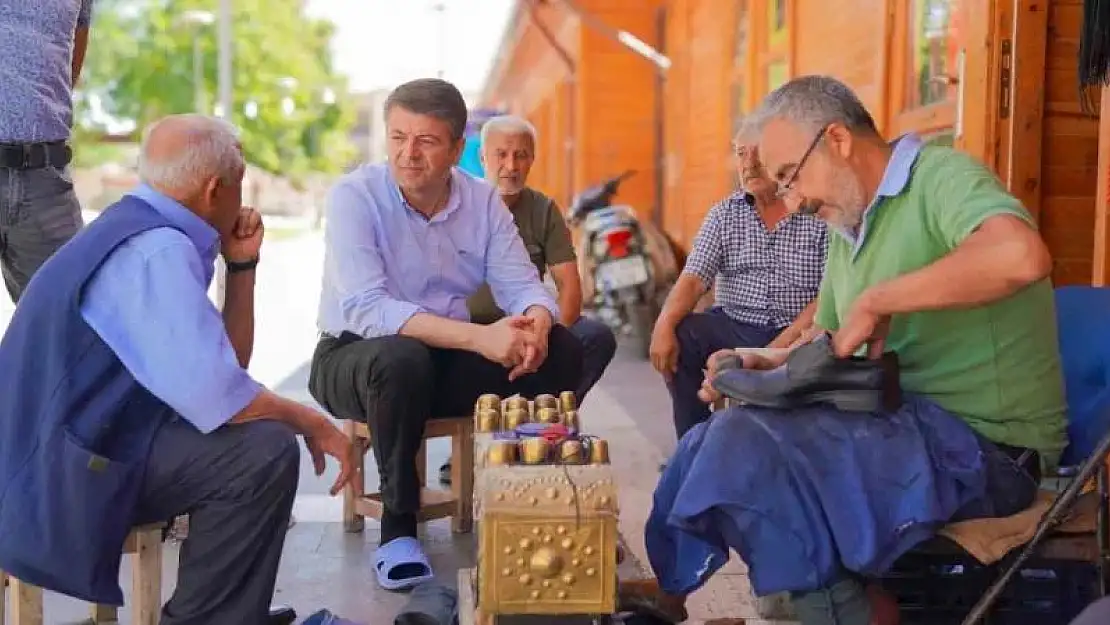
[343,417,474,534]
[1,523,165,625]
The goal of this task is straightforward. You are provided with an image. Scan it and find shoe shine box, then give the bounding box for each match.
[472,393,619,617]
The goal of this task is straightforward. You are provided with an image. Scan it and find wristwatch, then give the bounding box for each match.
[226,256,260,274]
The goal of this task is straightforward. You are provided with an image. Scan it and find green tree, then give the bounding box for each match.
[76,0,356,178]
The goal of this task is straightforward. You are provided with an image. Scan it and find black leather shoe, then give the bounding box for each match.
[711,334,901,412]
[269,604,297,625]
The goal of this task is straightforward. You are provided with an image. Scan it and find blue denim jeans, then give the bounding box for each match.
[0,165,83,302]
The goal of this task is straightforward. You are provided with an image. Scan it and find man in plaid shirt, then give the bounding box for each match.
[650,138,827,440]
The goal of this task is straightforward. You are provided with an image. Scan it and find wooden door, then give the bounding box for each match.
[886,0,973,144]
[888,0,1049,218]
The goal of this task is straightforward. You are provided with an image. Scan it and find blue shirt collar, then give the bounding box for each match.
[127,183,220,261]
[388,167,463,223]
[839,133,924,255]
[874,133,923,198]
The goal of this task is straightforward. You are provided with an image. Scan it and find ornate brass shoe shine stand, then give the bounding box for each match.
[470,391,619,624]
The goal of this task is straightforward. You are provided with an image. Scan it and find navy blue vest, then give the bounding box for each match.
[0,196,179,604]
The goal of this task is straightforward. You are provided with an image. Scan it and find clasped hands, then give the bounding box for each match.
[477,310,553,381]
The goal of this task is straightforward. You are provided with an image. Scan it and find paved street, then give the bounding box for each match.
[1,224,782,624]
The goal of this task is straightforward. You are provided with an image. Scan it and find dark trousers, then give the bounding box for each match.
[0,166,83,302]
[568,316,617,400]
[134,418,300,625]
[307,326,583,540]
[667,308,780,439]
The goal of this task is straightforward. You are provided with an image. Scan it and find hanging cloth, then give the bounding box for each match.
[1078,0,1110,112]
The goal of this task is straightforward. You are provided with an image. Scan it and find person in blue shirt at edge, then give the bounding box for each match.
[308,78,583,592]
[645,76,1066,625]
[0,0,94,303]
[0,114,357,625]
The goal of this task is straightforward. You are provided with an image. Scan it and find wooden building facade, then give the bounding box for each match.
[482,0,1109,286]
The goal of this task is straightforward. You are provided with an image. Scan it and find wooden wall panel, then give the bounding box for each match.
[574,1,663,222]
[794,0,888,119]
[662,0,691,243]
[1039,0,1100,285]
[679,0,739,250]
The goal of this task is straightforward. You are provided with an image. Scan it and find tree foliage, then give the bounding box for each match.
[76,0,357,177]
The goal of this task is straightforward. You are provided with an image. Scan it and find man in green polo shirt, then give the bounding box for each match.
[662,76,1066,625]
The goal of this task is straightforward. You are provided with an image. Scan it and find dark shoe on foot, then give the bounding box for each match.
[268,604,297,625]
[439,460,451,485]
[711,334,900,412]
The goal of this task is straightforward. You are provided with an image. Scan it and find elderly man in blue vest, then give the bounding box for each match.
[0,114,355,625]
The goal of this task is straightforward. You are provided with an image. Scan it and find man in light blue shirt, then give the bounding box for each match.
[43,114,352,624]
[309,78,584,591]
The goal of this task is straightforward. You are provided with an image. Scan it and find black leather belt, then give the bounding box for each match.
[0,141,72,169]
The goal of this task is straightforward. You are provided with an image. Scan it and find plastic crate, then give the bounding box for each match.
[879,549,1101,625]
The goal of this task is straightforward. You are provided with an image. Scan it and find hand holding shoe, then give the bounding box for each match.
[832,291,891,359]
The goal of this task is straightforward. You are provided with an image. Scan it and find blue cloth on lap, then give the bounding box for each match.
[645,394,989,596]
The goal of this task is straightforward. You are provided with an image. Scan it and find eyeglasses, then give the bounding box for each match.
[774,125,828,199]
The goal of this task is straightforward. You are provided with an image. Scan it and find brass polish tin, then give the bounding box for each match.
[520,437,551,464]
[562,409,579,431]
[476,409,501,432]
[486,440,518,466]
[535,407,560,425]
[503,408,530,430]
[589,439,610,464]
[558,390,577,413]
[534,394,558,411]
[476,394,501,411]
[559,439,586,464]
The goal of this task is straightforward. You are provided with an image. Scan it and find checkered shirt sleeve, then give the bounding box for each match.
[683,199,726,287]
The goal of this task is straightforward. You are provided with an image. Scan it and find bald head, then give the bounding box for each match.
[139,114,244,201]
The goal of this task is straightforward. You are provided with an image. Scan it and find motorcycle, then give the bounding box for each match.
[567,171,665,358]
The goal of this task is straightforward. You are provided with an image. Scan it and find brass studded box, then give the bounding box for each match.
[476,464,619,616]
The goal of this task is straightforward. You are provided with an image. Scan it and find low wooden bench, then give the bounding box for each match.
[1,523,164,625]
[343,417,475,534]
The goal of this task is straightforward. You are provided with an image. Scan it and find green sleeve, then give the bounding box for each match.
[928,149,1036,249]
[815,273,839,331]
[543,200,577,266]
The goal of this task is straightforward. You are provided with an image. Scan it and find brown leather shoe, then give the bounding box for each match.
[866,584,900,625]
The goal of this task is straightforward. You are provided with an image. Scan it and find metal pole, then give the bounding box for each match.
[214,0,233,307]
[192,38,205,114]
[652,5,665,228]
[217,0,233,118]
[433,2,446,78]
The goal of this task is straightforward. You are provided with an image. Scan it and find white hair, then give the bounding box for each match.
[480,114,538,147]
[745,75,880,137]
[138,114,244,194]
